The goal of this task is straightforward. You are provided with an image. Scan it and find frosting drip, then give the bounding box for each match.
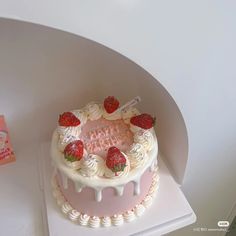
[51,167,160,228]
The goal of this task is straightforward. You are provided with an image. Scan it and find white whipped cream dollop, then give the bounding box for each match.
[148,179,159,197]
[103,109,122,120]
[53,186,66,206]
[122,107,140,124]
[63,158,81,170]
[85,102,102,121]
[134,204,145,217]
[71,109,88,125]
[134,130,154,151]
[57,126,81,152]
[129,123,143,133]
[126,143,146,169]
[69,210,80,221]
[101,216,111,227]
[61,202,72,215]
[79,214,90,226]
[142,195,153,208]
[123,210,136,222]
[104,154,130,178]
[111,214,124,226]
[56,194,66,206]
[79,154,105,177]
[88,216,100,228]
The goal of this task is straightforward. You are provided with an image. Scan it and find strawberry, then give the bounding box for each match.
[130,113,155,129]
[64,140,84,162]
[58,112,81,127]
[106,147,126,176]
[104,96,120,114]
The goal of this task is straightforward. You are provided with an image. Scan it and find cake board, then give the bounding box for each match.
[39,142,196,236]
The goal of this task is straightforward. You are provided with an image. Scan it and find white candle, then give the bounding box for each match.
[111,96,141,115]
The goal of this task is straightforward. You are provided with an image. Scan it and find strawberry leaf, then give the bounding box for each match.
[65,154,77,162]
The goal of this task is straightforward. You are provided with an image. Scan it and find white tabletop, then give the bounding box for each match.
[0,145,44,236]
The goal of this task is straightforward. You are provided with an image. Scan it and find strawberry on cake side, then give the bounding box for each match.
[50,96,159,228]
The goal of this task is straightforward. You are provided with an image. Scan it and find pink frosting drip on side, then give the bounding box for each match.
[79,118,133,158]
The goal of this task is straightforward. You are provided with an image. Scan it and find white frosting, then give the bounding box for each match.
[57,126,81,152]
[122,107,140,124]
[79,214,90,226]
[123,210,136,222]
[52,179,66,205]
[149,180,159,197]
[134,130,154,151]
[85,102,102,121]
[134,204,145,216]
[111,214,124,226]
[56,195,66,206]
[126,143,146,169]
[69,210,80,221]
[129,123,143,133]
[103,109,122,120]
[104,155,130,178]
[88,216,100,228]
[71,109,88,125]
[142,195,153,208]
[51,168,160,228]
[51,129,158,198]
[101,216,111,227]
[79,154,105,177]
[61,202,72,214]
[63,159,81,170]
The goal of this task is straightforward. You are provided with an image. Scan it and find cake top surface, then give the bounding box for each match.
[80,118,133,158]
[51,96,158,200]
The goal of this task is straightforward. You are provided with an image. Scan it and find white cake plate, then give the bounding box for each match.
[39,143,196,236]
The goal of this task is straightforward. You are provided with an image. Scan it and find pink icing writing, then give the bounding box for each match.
[80,118,133,158]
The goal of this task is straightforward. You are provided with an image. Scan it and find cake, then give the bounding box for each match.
[50,96,159,228]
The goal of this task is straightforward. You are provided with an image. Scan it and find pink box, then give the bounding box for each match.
[0,115,16,165]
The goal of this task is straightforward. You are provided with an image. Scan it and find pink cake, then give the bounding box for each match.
[51,96,159,227]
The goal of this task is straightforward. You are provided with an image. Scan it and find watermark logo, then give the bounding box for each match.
[193,220,230,233]
[218,221,229,227]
